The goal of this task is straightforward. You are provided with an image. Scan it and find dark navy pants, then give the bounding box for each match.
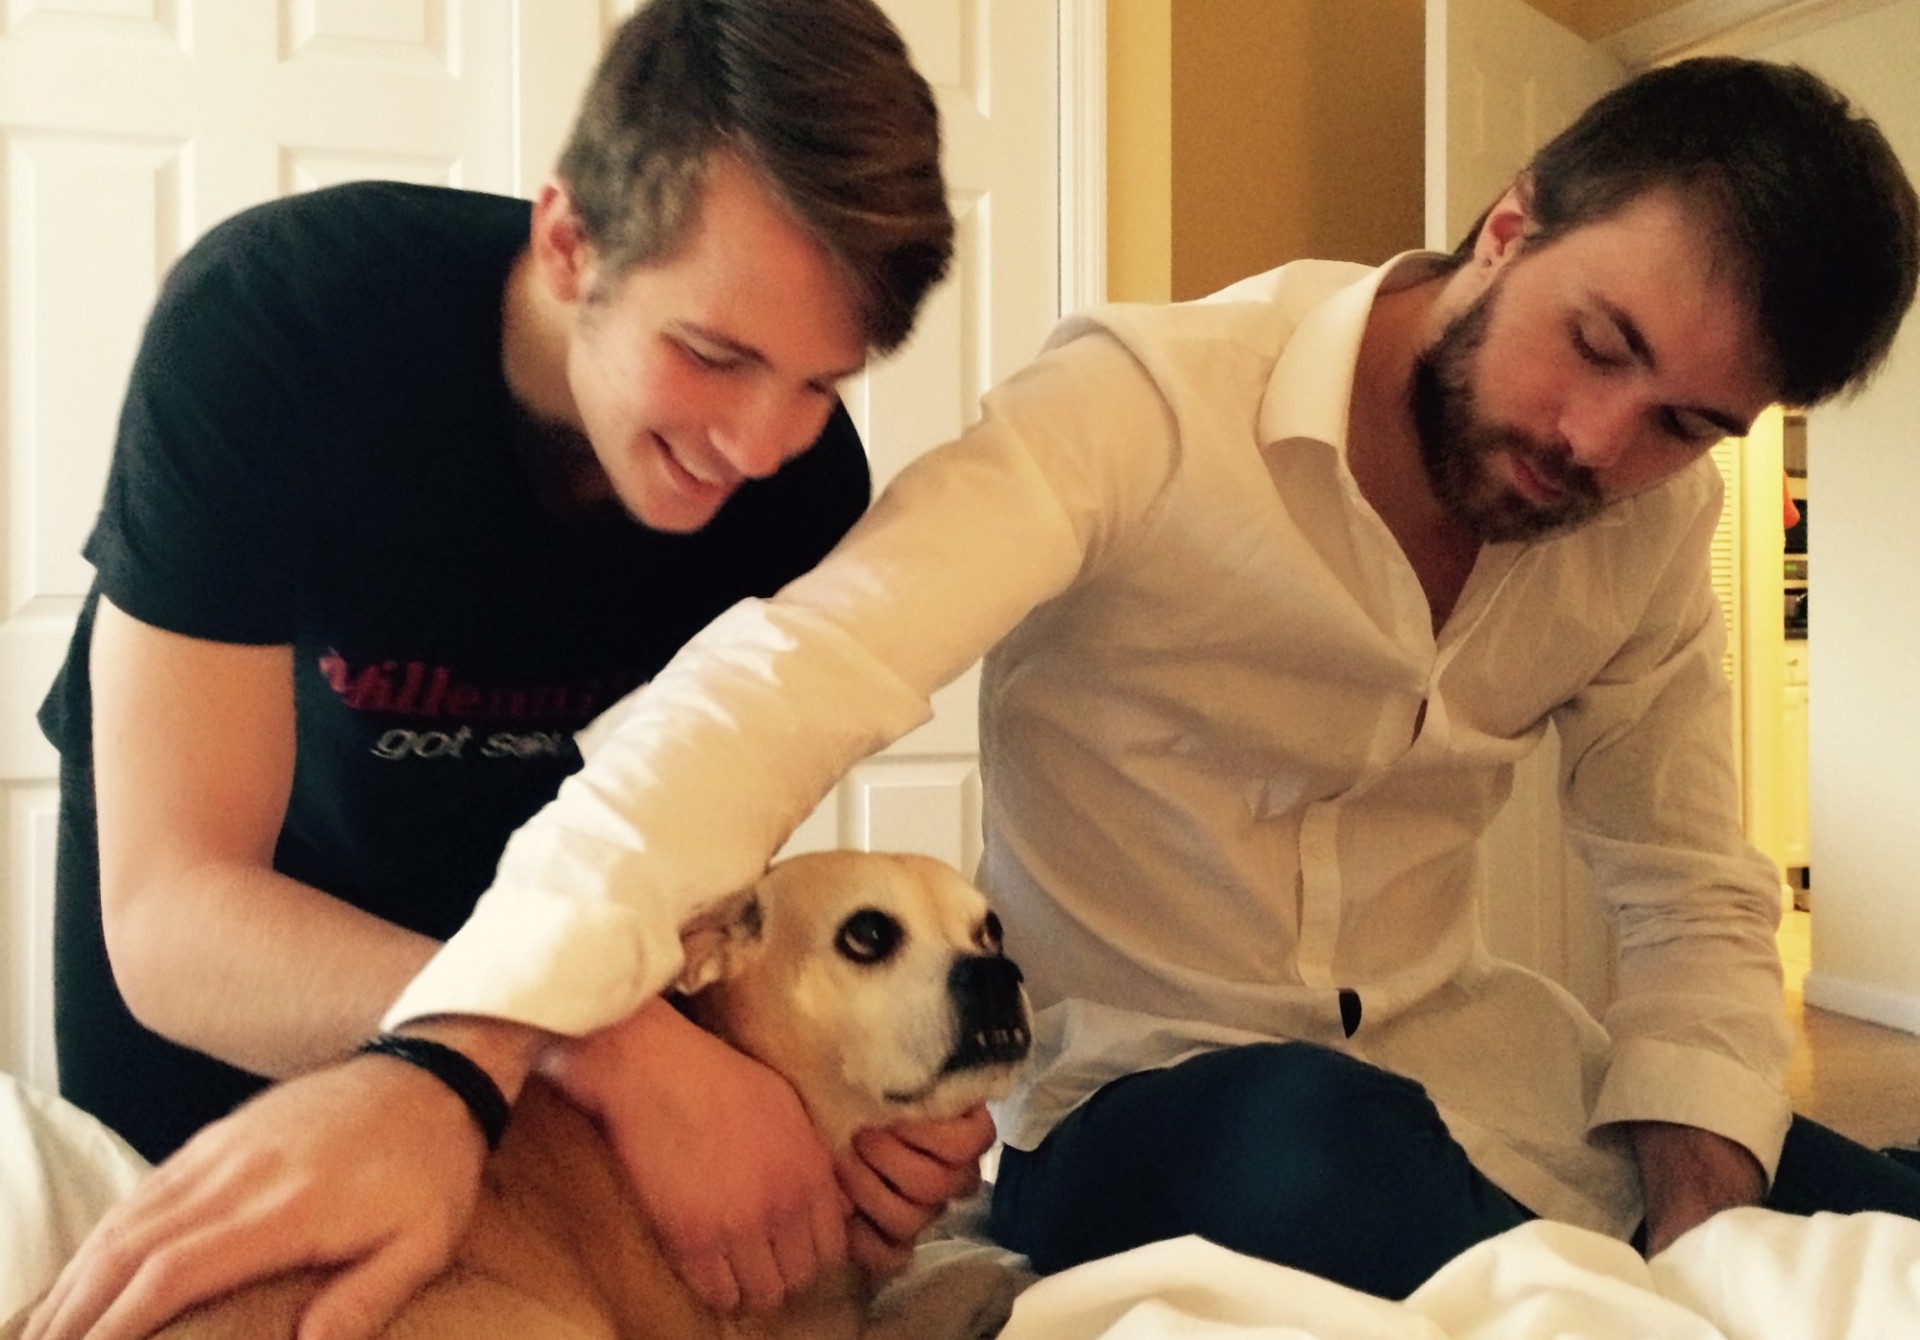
[989,1041,1920,1300]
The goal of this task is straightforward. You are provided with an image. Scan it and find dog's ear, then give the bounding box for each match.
[674,890,766,994]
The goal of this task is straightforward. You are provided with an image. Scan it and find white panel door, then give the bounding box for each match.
[783,0,1060,877]
[1425,0,1623,1012]
[0,0,606,1088]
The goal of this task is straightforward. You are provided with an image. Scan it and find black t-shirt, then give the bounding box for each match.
[40,182,870,1157]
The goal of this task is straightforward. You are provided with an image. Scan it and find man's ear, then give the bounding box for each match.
[1474,177,1534,272]
[529,180,596,306]
[674,890,766,995]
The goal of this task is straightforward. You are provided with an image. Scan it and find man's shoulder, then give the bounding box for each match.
[1041,259,1374,408]
[1536,454,1725,587]
[1060,259,1374,360]
[167,183,528,310]
[1197,258,1377,313]
[142,183,529,387]
[204,181,528,246]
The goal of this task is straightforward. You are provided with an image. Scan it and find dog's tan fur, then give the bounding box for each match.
[8,851,1030,1340]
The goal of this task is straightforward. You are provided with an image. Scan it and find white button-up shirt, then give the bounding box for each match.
[390,255,1790,1239]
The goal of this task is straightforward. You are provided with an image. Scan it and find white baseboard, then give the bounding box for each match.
[1803,970,1920,1037]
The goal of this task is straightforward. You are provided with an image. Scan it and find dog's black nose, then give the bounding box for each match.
[944,955,1031,1072]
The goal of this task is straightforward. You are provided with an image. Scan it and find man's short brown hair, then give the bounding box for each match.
[1457,58,1918,407]
[556,0,953,355]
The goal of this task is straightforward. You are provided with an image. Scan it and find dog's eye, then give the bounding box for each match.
[977,911,1004,954]
[836,909,903,965]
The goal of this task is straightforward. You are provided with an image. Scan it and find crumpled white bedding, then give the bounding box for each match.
[8,1070,1918,1340]
[997,1210,1920,1340]
[0,1072,148,1321]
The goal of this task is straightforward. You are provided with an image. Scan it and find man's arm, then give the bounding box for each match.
[89,595,439,1075]
[21,598,554,1339]
[1628,1120,1766,1255]
[1557,476,1794,1233]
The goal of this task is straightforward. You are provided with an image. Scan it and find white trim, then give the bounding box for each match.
[1058,0,1107,316]
[1423,0,1449,251]
[1600,0,1901,66]
[1804,970,1920,1038]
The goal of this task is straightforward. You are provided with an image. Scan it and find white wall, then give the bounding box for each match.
[1755,0,1920,1032]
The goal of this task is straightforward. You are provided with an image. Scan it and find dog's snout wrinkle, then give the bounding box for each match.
[943,954,1032,1073]
[950,951,1025,998]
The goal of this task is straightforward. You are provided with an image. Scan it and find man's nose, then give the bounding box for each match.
[712,387,828,480]
[1559,387,1641,471]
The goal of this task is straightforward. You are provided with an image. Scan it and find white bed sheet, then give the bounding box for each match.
[998,1210,1920,1340]
[8,1071,1918,1340]
[0,1073,149,1321]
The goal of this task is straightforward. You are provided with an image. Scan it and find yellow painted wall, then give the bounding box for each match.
[1106,0,1424,304]
[1106,0,1173,303]
[1100,0,1706,303]
[1170,0,1424,298]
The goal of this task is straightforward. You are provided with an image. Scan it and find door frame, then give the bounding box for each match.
[1060,0,1108,313]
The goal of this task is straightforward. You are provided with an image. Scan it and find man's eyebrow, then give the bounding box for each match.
[1599,300,1754,439]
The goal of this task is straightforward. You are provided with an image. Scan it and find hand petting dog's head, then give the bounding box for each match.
[675,851,1032,1150]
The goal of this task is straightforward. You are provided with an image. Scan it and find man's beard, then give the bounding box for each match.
[1409,282,1606,543]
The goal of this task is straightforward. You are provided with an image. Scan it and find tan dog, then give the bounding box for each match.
[11,851,1032,1340]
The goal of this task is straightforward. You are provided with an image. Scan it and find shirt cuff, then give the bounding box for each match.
[1590,1037,1793,1183]
[382,884,682,1038]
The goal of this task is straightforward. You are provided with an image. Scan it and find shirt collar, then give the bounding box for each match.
[1258,251,1455,457]
[1251,250,1691,542]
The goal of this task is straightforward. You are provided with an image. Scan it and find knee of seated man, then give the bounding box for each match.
[1192,1043,1434,1137]
[1165,1044,1466,1293]
[1173,1043,1445,1214]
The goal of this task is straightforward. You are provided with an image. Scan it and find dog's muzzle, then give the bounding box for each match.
[942,955,1032,1073]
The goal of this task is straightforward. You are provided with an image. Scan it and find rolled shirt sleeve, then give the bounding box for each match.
[1557,477,1793,1178]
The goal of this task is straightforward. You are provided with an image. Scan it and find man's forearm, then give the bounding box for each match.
[107,862,443,1079]
[1628,1119,1766,1256]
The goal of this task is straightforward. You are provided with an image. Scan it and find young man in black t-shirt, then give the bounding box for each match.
[46,179,875,1165]
[31,1,987,1333]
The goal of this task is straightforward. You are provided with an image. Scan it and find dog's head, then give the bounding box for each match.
[673,851,1031,1150]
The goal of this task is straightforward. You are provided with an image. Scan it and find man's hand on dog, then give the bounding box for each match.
[549,996,851,1314]
[839,1105,995,1277]
[24,1052,497,1340]
[549,996,997,1313]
